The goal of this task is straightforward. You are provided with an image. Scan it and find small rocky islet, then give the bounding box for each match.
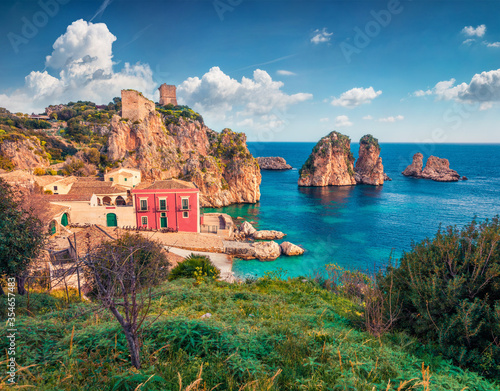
[402,152,467,182]
[256,156,292,170]
[298,131,390,187]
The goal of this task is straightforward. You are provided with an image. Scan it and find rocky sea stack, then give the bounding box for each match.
[107,90,261,207]
[354,134,391,185]
[402,153,462,182]
[298,131,356,187]
[257,156,292,170]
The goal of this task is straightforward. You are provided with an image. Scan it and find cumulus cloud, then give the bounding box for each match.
[0,19,156,113]
[177,66,312,130]
[413,68,500,109]
[485,41,500,48]
[311,28,333,44]
[377,115,404,122]
[277,70,296,76]
[331,87,382,108]
[462,24,486,37]
[334,115,352,127]
[362,115,373,120]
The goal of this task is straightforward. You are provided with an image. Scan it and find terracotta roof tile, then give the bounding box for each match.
[134,179,197,190]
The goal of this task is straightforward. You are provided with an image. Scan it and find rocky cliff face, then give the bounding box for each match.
[106,110,261,207]
[354,135,390,186]
[257,157,292,170]
[298,131,356,187]
[0,134,50,170]
[402,153,462,182]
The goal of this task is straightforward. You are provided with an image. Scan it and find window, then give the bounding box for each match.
[181,198,189,210]
[109,177,113,182]
[159,199,167,211]
[124,178,128,181]
[141,216,148,226]
[140,199,148,211]
[53,186,58,190]
[183,211,189,218]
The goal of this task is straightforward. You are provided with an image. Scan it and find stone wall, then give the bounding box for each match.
[158,84,178,106]
[121,90,155,122]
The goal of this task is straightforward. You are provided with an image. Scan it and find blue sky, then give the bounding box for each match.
[1,0,499,143]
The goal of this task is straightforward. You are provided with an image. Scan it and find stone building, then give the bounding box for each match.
[121,90,155,122]
[158,84,178,106]
[104,167,141,189]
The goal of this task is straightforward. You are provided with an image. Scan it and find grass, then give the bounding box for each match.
[1,277,498,390]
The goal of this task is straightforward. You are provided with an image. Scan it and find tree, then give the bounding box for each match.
[84,233,170,368]
[0,179,47,295]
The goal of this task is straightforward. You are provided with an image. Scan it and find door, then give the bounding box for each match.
[160,212,167,228]
[61,213,69,227]
[49,221,57,235]
[106,213,117,227]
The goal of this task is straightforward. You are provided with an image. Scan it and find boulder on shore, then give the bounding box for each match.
[257,157,292,170]
[240,221,257,236]
[280,241,304,256]
[252,230,286,240]
[253,241,281,261]
[354,134,390,186]
[402,153,462,182]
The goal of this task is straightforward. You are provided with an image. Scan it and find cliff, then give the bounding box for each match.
[106,94,261,207]
[402,153,462,182]
[298,131,356,187]
[354,134,390,186]
[0,133,50,171]
[257,157,292,170]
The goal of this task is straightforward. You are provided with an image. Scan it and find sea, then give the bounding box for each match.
[204,143,500,279]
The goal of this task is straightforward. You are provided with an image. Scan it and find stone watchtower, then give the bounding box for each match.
[158,84,178,106]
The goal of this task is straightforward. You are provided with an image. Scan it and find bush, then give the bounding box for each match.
[33,167,46,176]
[378,217,500,378]
[168,254,220,281]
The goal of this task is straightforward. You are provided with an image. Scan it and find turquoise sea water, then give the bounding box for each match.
[204,143,500,279]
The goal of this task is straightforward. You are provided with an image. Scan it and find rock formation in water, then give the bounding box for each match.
[280,241,305,256]
[0,134,50,170]
[252,230,286,240]
[354,134,391,186]
[402,153,462,182]
[298,131,356,187]
[402,153,424,177]
[106,90,261,207]
[257,157,292,170]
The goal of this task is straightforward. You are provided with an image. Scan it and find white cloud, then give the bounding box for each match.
[377,115,404,123]
[90,0,113,22]
[462,24,486,37]
[413,89,432,97]
[334,115,352,127]
[413,68,500,109]
[311,28,333,44]
[331,87,382,108]
[277,70,296,76]
[485,41,500,48]
[177,67,312,130]
[462,38,476,45]
[0,19,156,113]
[362,115,373,120]
[319,117,330,122]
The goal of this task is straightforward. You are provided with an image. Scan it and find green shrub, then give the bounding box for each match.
[378,217,500,379]
[168,254,220,281]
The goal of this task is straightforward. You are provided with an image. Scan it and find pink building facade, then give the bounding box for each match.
[131,180,200,233]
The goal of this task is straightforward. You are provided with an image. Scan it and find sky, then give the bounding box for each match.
[0,0,499,143]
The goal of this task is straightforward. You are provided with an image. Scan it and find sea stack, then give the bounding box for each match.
[354,134,391,186]
[298,131,356,187]
[402,153,462,182]
[257,157,292,170]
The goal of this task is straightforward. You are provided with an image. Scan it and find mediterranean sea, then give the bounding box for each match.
[204,142,500,278]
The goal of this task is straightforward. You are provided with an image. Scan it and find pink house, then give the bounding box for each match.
[131,179,200,233]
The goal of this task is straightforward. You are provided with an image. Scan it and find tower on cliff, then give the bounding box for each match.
[158,84,178,106]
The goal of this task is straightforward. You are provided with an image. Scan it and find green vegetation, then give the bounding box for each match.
[360,134,380,150]
[156,103,203,126]
[210,128,252,161]
[0,273,497,390]
[168,254,220,282]
[378,217,500,379]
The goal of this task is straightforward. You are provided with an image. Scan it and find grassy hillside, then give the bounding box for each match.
[1,275,498,390]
